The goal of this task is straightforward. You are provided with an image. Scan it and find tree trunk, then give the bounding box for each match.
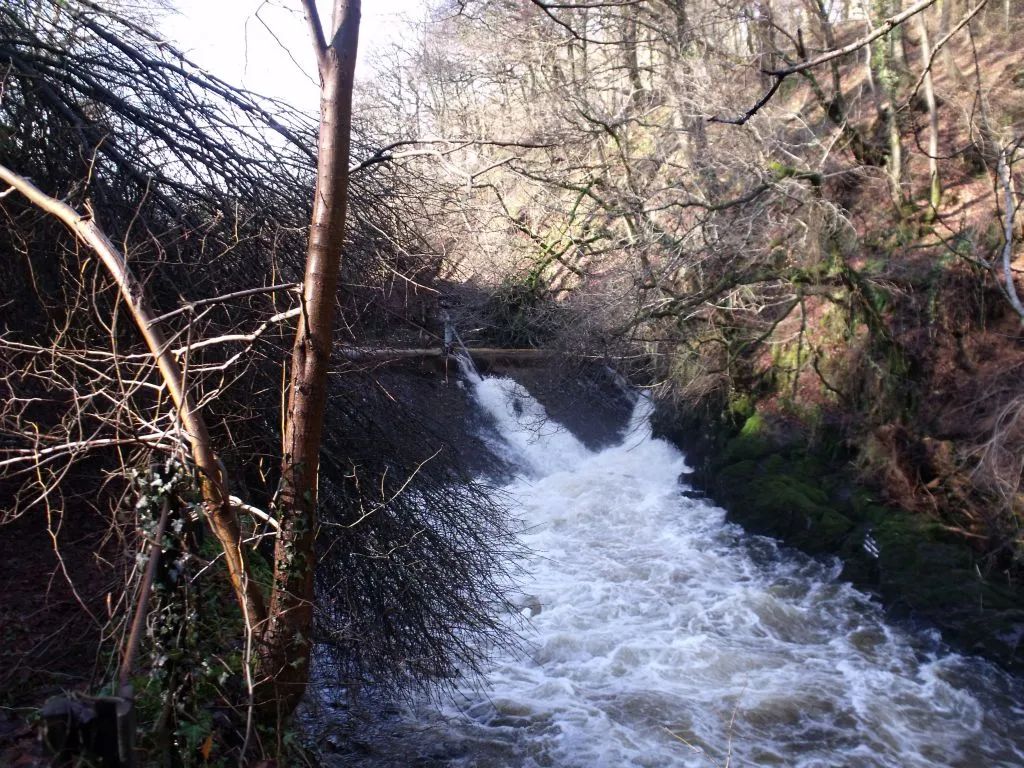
[623,14,645,111]
[916,10,942,220]
[939,0,968,87]
[872,0,905,204]
[260,0,361,721]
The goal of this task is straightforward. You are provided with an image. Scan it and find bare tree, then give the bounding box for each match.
[1,1,522,752]
[2,0,359,719]
[264,0,361,719]
[360,0,1024,569]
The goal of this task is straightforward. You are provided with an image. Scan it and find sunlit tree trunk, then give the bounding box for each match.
[916,9,941,221]
[261,0,361,721]
[873,0,905,205]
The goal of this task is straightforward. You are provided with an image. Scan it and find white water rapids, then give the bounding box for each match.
[328,369,1024,767]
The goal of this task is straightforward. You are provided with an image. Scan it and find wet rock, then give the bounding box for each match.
[512,594,542,618]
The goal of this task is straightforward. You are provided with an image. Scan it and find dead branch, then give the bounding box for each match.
[0,163,268,628]
[151,283,301,324]
[711,0,937,125]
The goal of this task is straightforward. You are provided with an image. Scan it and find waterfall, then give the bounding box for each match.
[324,370,1024,767]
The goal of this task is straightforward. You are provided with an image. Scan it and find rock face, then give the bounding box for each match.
[651,402,1024,674]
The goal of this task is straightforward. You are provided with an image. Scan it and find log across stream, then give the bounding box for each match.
[319,364,1024,767]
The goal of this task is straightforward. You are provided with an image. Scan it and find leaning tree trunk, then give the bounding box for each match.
[0,164,269,642]
[260,0,360,721]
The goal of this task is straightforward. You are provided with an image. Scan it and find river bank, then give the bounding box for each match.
[649,398,1024,676]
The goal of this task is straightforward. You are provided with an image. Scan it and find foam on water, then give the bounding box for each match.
[329,371,1024,767]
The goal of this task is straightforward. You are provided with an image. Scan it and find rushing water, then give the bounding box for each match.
[324,369,1024,767]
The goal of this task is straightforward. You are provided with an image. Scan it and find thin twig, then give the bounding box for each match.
[150,283,301,324]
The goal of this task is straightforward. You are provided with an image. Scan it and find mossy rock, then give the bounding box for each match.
[718,431,771,465]
[716,411,811,466]
[873,516,974,576]
[848,491,881,517]
[712,465,843,553]
[817,509,854,547]
[728,393,756,421]
[740,411,765,437]
[865,515,987,619]
[787,455,829,483]
[760,453,786,474]
[712,459,761,505]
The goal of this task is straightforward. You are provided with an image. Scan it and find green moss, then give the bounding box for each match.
[873,517,974,574]
[818,509,854,545]
[761,453,786,474]
[771,340,805,395]
[788,455,828,483]
[818,301,850,340]
[728,392,755,421]
[767,160,823,186]
[757,475,829,508]
[861,504,890,524]
[720,433,769,464]
[740,412,765,438]
[713,462,839,552]
[715,412,772,465]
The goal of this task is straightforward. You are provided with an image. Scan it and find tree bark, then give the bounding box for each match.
[622,14,645,111]
[939,0,968,87]
[872,0,905,204]
[260,0,361,720]
[916,9,942,220]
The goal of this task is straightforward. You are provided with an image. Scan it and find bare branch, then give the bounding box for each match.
[299,0,329,77]
[351,138,559,174]
[905,0,988,108]
[230,496,281,531]
[713,0,938,125]
[0,162,268,628]
[173,307,301,355]
[765,0,937,78]
[709,77,785,126]
[151,282,301,324]
[0,435,181,472]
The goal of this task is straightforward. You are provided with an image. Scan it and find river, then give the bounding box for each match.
[323,367,1024,767]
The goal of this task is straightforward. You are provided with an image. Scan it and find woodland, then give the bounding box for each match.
[2,0,1024,765]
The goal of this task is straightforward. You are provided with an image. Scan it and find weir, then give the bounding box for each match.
[322,366,1024,767]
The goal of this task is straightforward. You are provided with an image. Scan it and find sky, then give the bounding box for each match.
[161,0,424,114]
